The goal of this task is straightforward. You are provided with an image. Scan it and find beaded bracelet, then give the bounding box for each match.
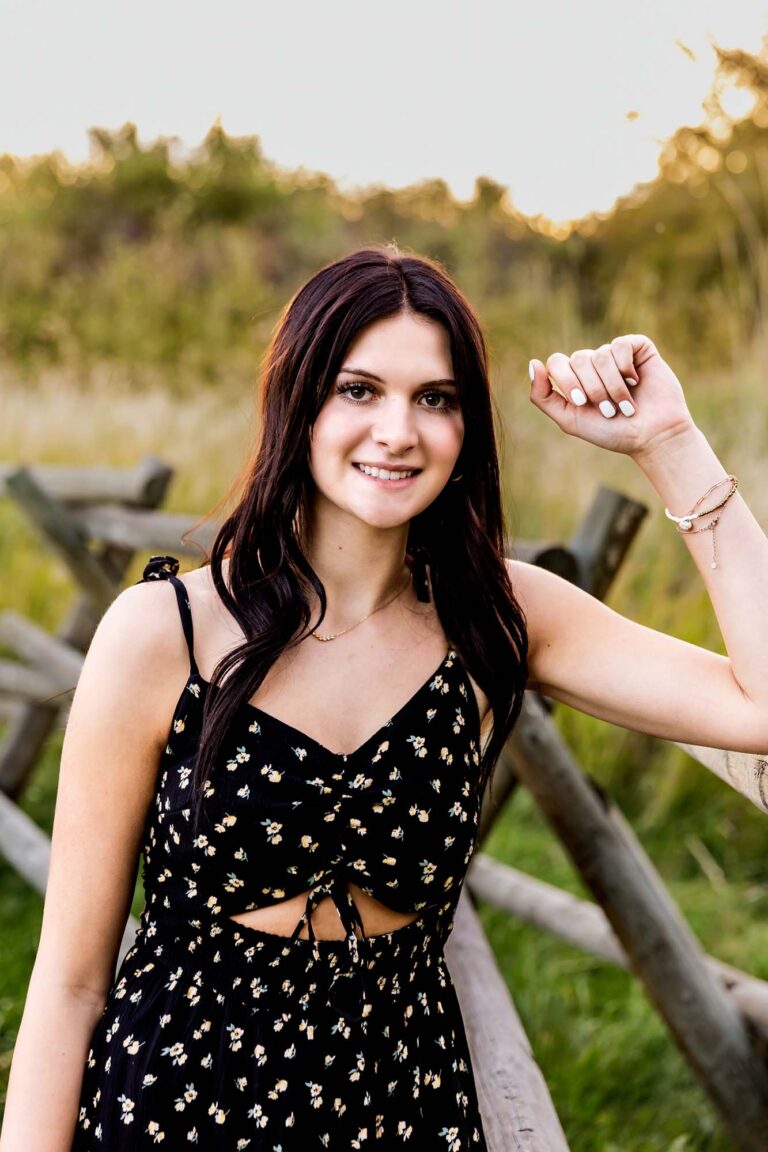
[664,475,738,569]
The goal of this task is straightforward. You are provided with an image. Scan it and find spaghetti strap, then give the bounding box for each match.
[137,554,200,678]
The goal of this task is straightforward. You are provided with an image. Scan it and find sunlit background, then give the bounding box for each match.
[0,0,766,224]
[2,5,768,1150]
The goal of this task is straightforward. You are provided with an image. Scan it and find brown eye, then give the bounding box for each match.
[336,383,375,402]
[420,390,458,412]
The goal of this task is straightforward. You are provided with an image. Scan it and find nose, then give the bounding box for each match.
[370,398,418,456]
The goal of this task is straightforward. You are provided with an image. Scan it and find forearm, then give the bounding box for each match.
[632,424,768,708]
[0,971,105,1152]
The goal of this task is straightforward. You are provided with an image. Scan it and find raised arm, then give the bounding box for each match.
[519,336,768,754]
[0,581,189,1152]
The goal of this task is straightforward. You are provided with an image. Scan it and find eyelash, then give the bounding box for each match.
[335,382,458,413]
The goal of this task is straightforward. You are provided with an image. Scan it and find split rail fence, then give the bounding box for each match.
[1,458,767,1150]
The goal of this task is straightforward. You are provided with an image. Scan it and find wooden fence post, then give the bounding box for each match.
[510,692,768,1151]
[0,458,172,796]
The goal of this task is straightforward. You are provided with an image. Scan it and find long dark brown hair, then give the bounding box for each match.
[189,244,528,834]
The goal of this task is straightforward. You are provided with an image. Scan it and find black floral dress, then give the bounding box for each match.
[72,556,490,1150]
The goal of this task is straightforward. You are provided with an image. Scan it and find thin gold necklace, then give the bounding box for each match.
[312,572,411,642]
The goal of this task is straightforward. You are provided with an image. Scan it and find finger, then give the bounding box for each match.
[591,344,637,418]
[569,349,619,418]
[528,358,576,431]
[543,352,587,408]
[610,335,640,385]
[615,332,659,380]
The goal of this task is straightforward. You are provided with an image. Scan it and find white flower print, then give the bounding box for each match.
[306,1080,323,1108]
[118,1094,135,1125]
[439,1126,462,1150]
[160,1041,188,1066]
[261,818,283,844]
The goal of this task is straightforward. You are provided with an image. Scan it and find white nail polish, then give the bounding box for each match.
[599,400,616,418]
[619,400,635,416]
[570,388,587,406]
[624,376,638,386]
[528,360,535,383]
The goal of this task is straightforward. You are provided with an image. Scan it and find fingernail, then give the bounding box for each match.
[619,400,635,416]
[528,360,536,383]
[599,400,616,418]
[570,388,587,406]
[624,376,638,387]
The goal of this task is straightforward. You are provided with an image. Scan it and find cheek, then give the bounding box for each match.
[433,415,464,460]
[308,410,355,480]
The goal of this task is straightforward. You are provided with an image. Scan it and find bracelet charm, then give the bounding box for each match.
[664,475,738,569]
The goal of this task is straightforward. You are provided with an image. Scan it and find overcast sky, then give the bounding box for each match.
[1,0,766,224]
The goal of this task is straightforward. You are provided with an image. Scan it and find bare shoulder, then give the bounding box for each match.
[73,578,192,746]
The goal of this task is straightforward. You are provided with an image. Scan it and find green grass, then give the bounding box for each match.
[1,369,767,1149]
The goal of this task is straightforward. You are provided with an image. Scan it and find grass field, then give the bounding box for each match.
[1,356,767,1150]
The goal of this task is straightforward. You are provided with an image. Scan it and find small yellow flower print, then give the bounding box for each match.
[261,764,284,782]
[208,1103,228,1124]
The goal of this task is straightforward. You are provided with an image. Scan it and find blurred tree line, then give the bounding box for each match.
[0,41,767,386]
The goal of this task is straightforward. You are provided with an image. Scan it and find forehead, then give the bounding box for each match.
[340,312,453,378]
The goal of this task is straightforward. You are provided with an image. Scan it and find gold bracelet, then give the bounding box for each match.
[664,474,738,569]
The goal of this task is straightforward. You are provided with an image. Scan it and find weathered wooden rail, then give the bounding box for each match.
[1,459,767,1149]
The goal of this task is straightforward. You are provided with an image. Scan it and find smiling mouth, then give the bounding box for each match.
[353,463,421,480]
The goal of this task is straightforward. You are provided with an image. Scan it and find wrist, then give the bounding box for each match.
[630,422,705,473]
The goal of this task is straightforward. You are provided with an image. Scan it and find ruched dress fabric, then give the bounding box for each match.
[72,555,490,1150]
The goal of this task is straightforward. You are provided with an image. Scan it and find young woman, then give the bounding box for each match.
[2,245,767,1151]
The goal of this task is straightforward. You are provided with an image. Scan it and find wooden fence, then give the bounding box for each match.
[1,459,767,1150]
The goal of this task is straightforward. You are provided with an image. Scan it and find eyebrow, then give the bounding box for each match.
[338,366,457,388]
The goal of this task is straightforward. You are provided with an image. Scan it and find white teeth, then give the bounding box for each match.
[357,464,415,479]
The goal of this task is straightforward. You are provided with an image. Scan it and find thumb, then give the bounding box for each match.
[528,359,570,424]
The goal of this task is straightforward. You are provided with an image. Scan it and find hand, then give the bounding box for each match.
[528,334,697,458]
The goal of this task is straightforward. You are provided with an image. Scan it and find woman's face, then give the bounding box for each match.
[308,311,464,530]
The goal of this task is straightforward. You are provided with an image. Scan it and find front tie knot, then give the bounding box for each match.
[289,876,372,1024]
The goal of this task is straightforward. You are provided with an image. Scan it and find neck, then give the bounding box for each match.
[301,515,412,628]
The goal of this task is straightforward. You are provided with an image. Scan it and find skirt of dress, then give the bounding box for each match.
[71,910,488,1150]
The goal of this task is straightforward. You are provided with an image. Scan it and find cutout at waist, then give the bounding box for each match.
[229,881,420,941]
